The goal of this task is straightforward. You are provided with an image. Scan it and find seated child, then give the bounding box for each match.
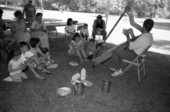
[8,48,28,82]
[68,33,87,62]
[80,24,89,41]
[19,41,51,80]
[29,37,56,68]
[85,39,97,59]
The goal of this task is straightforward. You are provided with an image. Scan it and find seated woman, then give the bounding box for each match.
[10,10,31,43]
[30,13,49,50]
[68,33,87,62]
[0,8,16,58]
[65,18,76,38]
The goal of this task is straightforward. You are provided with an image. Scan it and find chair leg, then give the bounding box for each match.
[137,65,141,83]
[143,63,146,77]
[120,63,133,76]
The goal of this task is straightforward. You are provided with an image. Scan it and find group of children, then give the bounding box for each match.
[5,15,100,82]
[8,37,57,82]
[67,23,99,62]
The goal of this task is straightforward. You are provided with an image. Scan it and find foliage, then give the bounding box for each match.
[20,0,170,18]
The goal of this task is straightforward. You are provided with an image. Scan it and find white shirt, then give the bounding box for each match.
[65,25,76,34]
[31,20,46,30]
[80,28,89,37]
[129,33,153,55]
[9,59,22,75]
[19,51,34,63]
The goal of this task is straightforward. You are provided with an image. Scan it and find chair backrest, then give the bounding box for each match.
[77,25,84,33]
[140,45,152,57]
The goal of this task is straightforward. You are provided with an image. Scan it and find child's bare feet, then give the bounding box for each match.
[42,68,52,74]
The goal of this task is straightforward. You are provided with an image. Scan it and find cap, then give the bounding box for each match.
[96,15,102,19]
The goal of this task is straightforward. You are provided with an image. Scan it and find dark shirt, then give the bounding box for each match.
[96,20,104,29]
[23,4,36,17]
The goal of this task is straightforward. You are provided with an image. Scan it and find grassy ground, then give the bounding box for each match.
[0,8,170,112]
[0,33,170,112]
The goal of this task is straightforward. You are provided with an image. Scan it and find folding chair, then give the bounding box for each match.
[121,45,151,83]
[64,26,73,47]
[76,25,84,33]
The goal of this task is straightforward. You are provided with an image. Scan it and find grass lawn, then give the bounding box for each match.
[0,8,170,112]
[0,33,170,112]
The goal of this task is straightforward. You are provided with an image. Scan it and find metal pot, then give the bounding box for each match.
[101,80,112,93]
[74,82,85,95]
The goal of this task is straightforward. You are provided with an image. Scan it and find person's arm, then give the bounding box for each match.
[92,20,97,30]
[127,11,142,33]
[127,28,135,39]
[102,20,106,31]
[23,5,26,18]
[37,47,45,57]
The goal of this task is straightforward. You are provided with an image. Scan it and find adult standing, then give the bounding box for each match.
[23,0,36,24]
[92,15,107,40]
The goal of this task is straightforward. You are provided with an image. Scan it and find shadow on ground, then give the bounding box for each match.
[152,40,170,51]
[138,20,170,31]
[0,34,170,112]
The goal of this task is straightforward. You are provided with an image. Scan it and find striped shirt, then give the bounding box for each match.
[129,33,153,55]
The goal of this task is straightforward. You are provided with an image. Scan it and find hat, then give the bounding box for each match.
[97,15,102,19]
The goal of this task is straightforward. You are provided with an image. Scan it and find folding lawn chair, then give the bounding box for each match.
[121,45,151,83]
[76,25,84,33]
[64,26,73,47]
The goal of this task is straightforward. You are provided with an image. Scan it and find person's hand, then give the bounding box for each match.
[125,6,131,13]
[127,28,133,35]
[20,64,27,70]
[122,29,129,37]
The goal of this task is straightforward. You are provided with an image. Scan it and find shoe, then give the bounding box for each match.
[111,69,122,77]
[110,67,116,71]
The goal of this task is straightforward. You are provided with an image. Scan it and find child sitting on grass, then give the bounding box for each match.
[68,33,87,62]
[80,24,89,41]
[8,48,28,82]
[85,39,97,59]
[19,41,51,80]
[29,37,57,68]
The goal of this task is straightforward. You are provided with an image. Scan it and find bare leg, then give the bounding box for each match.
[28,65,45,80]
[80,48,87,60]
[30,56,51,74]
[76,49,83,61]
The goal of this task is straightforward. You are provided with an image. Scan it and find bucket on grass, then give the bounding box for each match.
[101,80,112,93]
[74,82,85,95]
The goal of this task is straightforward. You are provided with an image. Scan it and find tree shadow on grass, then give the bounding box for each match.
[137,20,170,31]
[153,22,170,31]
[152,40,170,51]
[0,36,170,112]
